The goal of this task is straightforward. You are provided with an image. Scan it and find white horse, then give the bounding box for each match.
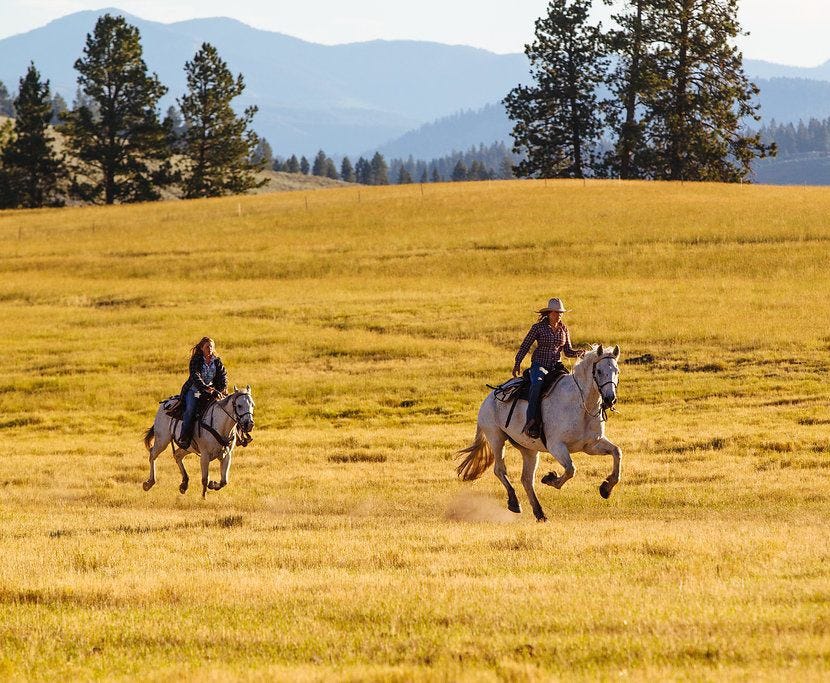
[142,386,255,498]
[457,346,622,521]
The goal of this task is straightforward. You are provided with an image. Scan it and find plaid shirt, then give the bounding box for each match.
[514,321,579,369]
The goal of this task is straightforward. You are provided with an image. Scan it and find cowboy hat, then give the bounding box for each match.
[537,297,569,313]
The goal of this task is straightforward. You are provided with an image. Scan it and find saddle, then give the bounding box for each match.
[160,392,224,421]
[488,364,570,445]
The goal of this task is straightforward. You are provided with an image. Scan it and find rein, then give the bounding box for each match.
[201,393,254,448]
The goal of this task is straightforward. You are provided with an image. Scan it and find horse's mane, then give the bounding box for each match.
[572,345,611,382]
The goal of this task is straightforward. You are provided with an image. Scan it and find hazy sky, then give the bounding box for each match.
[1,0,827,66]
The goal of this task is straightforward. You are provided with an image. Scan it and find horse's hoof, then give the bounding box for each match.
[599,481,612,499]
[142,480,154,491]
[507,499,522,514]
[541,472,558,487]
[179,482,188,495]
[536,515,548,523]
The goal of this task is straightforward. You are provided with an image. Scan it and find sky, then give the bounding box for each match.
[0,0,827,67]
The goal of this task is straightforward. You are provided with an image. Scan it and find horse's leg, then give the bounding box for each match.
[517,446,546,522]
[173,445,189,494]
[208,447,233,491]
[143,424,171,491]
[540,441,576,490]
[487,427,520,513]
[200,450,211,498]
[583,437,623,499]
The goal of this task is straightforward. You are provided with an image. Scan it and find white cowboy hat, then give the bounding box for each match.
[537,297,569,313]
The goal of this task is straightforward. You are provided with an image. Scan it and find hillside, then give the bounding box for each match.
[0,8,527,157]
[0,180,829,679]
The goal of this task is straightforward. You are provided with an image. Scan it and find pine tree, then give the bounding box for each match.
[431,166,441,182]
[0,81,14,117]
[397,166,413,184]
[178,42,264,198]
[163,105,186,151]
[50,93,68,125]
[250,138,273,168]
[369,152,388,185]
[0,63,66,208]
[504,0,607,178]
[340,156,355,182]
[300,156,310,175]
[311,149,327,176]
[355,156,371,184]
[645,0,774,181]
[61,14,171,204]
[451,160,468,181]
[419,168,428,183]
[324,158,339,180]
[602,0,660,179]
[286,154,301,173]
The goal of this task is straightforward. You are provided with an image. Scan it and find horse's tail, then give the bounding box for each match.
[456,426,495,481]
[143,426,155,452]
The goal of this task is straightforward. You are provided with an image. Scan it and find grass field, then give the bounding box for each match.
[0,179,828,681]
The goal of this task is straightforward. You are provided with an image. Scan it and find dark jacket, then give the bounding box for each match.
[180,355,228,398]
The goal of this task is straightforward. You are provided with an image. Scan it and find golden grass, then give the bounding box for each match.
[0,179,829,680]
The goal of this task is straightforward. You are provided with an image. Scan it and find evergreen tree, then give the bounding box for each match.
[355,156,371,184]
[300,156,310,175]
[431,166,441,182]
[61,14,171,204]
[451,159,468,181]
[602,0,659,179]
[178,42,264,197]
[340,156,355,182]
[162,105,186,151]
[644,0,774,181]
[0,81,14,117]
[369,152,388,185]
[419,168,428,183]
[324,158,339,180]
[285,154,300,173]
[250,137,273,168]
[504,0,607,178]
[0,63,66,208]
[50,93,68,125]
[397,165,413,184]
[271,158,284,172]
[312,149,327,176]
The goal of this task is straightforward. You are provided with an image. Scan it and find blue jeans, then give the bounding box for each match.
[525,363,548,428]
[180,388,200,445]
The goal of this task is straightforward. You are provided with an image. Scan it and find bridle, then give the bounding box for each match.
[211,392,255,446]
[574,356,619,421]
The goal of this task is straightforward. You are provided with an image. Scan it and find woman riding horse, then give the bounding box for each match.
[513,298,584,439]
[177,336,228,449]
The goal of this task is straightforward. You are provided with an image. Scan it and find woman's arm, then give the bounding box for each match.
[514,324,538,370]
[214,359,228,393]
[561,325,581,358]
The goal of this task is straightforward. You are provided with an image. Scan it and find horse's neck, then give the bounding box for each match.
[205,396,236,431]
[571,357,600,405]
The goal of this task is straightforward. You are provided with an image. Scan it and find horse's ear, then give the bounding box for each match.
[613,345,620,358]
[233,384,238,392]
[246,384,251,393]
[597,344,603,357]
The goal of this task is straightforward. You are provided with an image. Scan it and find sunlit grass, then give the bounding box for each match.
[0,179,828,680]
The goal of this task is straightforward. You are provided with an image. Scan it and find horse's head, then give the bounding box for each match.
[592,345,620,410]
[231,384,255,433]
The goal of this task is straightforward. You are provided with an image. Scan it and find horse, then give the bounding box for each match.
[457,345,622,522]
[142,386,255,498]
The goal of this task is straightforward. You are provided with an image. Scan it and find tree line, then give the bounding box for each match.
[756,117,830,158]
[506,0,776,182]
[0,14,263,209]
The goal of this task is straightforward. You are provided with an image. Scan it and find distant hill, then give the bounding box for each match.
[755,78,830,123]
[745,58,830,82]
[0,8,528,157]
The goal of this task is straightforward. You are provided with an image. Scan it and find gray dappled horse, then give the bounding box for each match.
[143,386,255,498]
[457,346,622,521]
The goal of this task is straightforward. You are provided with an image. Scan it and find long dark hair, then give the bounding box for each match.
[190,336,214,359]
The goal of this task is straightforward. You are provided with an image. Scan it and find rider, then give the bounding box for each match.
[513,298,584,439]
[177,336,228,449]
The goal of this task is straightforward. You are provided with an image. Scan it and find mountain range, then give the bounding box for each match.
[1,8,830,164]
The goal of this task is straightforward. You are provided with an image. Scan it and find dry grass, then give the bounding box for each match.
[0,179,829,680]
